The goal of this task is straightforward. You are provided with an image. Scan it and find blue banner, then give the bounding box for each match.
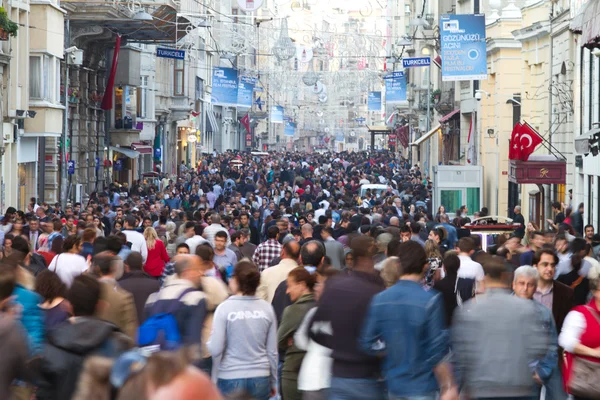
[156,48,185,60]
[335,132,344,142]
[95,157,100,172]
[368,91,382,111]
[440,14,487,81]
[212,67,239,106]
[67,160,75,175]
[284,120,296,137]
[154,148,161,159]
[114,159,123,171]
[271,105,284,123]
[402,57,431,68]
[237,76,255,108]
[384,72,407,103]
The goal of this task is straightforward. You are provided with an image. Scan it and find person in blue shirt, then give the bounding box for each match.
[359,241,458,400]
[435,214,458,249]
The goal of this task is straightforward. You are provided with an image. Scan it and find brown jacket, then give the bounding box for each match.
[552,280,575,334]
[96,278,138,339]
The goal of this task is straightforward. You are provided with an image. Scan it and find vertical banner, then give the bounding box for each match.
[284,120,296,136]
[271,105,284,123]
[101,35,121,110]
[368,91,382,111]
[211,67,239,106]
[335,132,344,142]
[440,14,487,81]
[237,76,256,108]
[384,72,407,103]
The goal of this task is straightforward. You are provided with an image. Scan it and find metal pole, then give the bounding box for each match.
[61,19,70,206]
[473,109,478,165]
[426,64,431,175]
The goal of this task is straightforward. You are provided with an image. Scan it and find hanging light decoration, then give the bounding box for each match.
[302,61,319,86]
[272,19,296,61]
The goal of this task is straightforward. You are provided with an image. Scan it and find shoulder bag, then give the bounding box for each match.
[566,306,600,398]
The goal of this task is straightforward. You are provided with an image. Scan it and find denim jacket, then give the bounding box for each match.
[359,280,448,396]
[532,300,559,382]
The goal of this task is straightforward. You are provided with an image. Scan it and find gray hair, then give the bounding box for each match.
[515,206,522,212]
[513,265,539,283]
[211,213,221,224]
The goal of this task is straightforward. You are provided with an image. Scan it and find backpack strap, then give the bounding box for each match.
[167,287,198,314]
[150,287,198,316]
[570,275,585,289]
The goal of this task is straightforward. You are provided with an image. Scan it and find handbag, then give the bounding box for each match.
[566,306,600,398]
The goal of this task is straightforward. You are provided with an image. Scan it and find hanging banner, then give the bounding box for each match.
[440,14,487,81]
[271,105,284,123]
[284,120,296,137]
[101,35,121,110]
[211,67,239,106]
[384,72,407,103]
[368,91,382,111]
[67,160,75,175]
[335,132,344,142]
[237,76,256,108]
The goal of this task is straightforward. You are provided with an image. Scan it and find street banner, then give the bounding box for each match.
[211,67,239,106]
[384,72,407,103]
[237,76,256,108]
[284,120,296,137]
[271,105,284,123]
[402,57,431,68]
[368,91,382,111]
[440,14,487,81]
[101,35,121,110]
[336,132,344,142]
[156,48,185,60]
[241,113,251,133]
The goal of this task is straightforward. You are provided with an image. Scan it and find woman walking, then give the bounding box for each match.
[143,227,169,278]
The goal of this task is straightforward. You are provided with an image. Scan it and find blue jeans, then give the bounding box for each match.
[537,369,568,400]
[217,376,271,400]
[329,377,385,400]
[388,394,436,400]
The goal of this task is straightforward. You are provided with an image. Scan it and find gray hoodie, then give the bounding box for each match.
[0,314,29,400]
[207,295,278,388]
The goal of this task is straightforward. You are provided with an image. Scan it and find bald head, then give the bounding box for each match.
[301,223,313,237]
[148,366,222,400]
[282,240,301,260]
[389,216,400,227]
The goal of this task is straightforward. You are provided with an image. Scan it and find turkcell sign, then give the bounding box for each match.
[156,48,185,60]
[402,57,431,68]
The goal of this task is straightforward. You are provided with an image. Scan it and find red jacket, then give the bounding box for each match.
[143,239,169,277]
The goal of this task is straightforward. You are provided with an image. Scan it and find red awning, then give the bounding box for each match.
[439,109,460,123]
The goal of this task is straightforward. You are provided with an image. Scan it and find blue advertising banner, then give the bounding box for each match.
[211,67,239,106]
[440,14,487,81]
[335,132,344,142]
[368,91,382,111]
[284,120,296,137]
[402,57,430,68]
[384,72,407,103]
[237,76,256,108]
[154,148,162,159]
[95,157,100,172]
[68,160,75,175]
[114,159,123,171]
[271,105,284,123]
[156,48,185,60]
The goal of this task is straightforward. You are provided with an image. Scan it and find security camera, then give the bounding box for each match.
[65,46,79,54]
[475,91,482,101]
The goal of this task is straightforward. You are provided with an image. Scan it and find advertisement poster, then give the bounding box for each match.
[384,72,407,103]
[271,105,284,123]
[284,120,296,136]
[440,14,487,81]
[368,91,382,111]
[211,67,239,106]
[237,76,256,108]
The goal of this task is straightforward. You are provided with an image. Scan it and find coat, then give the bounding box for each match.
[278,294,317,378]
[95,278,138,339]
[551,280,575,334]
[118,271,161,321]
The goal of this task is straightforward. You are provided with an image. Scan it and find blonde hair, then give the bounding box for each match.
[424,239,442,259]
[144,227,158,250]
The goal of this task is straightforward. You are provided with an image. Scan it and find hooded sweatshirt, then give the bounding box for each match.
[37,317,133,400]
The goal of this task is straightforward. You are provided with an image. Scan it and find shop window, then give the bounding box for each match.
[114,86,138,129]
[440,190,461,214]
[174,59,185,96]
[29,55,59,103]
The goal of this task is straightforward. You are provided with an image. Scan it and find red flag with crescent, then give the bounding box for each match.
[519,122,543,161]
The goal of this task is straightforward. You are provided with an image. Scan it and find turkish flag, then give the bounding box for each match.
[508,123,522,160]
[241,113,251,133]
[519,122,543,161]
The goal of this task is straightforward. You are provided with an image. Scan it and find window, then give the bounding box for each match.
[29,55,59,102]
[466,188,480,215]
[174,59,185,96]
[440,190,461,214]
[137,76,148,119]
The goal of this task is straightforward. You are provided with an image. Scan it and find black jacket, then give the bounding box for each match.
[309,270,385,379]
[433,274,459,327]
[37,317,133,400]
[118,271,161,320]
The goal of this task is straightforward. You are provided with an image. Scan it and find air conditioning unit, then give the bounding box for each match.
[75,184,83,204]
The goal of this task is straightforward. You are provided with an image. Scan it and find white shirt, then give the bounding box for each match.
[457,255,484,281]
[203,224,231,248]
[123,229,148,263]
[48,253,89,288]
[295,307,332,391]
[186,235,209,254]
[558,309,589,353]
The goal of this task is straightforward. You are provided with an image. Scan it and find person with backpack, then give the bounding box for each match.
[141,255,208,350]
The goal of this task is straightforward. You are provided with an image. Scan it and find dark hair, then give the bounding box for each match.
[387,240,402,257]
[458,237,475,253]
[0,267,16,301]
[300,241,325,267]
[410,223,421,234]
[63,235,81,252]
[82,228,97,243]
[531,230,545,240]
[214,231,228,240]
[231,231,243,242]
[430,227,445,241]
[11,236,30,255]
[124,215,137,228]
[267,225,279,239]
[570,237,587,255]
[400,225,411,235]
[288,267,317,291]
[482,255,507,280]
[233,260,261,295]
[532,248,558,267]
[93,253,118,276]
[176,243,190,251]
[194,224,204,236]
[350,235,377,259]
[397,241,427,275]
[195,244,214,262]
[106,236,122,254]
[318,215,328,225]
[67,275,101,317]
[470,234,482,249]
[585,224,594,232]
[93,236,109,255]
[125,252,143,271]
[552,201,561,210]
[35,269,67,301]
[443,253,460,275]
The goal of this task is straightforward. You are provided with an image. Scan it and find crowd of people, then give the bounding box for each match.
[0,149,598,400]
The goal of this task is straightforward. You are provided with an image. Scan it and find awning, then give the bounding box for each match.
[131,143,153,154]
[570,0,600,48]
[439,109,460,123]
[110,146,140,158]
[410,124,442,146]
[366,125,391,132]
[206,106,219,133]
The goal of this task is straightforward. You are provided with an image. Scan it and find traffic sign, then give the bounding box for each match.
[402,57,431,68]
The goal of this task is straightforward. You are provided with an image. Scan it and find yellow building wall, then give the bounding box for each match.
[29,5,65,57]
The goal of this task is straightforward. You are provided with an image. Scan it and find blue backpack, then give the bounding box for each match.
[137,288,196,351]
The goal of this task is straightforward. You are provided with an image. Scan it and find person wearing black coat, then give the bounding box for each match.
[118,252,161,319]
[433,253,460,327]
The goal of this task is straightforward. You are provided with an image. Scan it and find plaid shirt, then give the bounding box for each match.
[252,239,282,271]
